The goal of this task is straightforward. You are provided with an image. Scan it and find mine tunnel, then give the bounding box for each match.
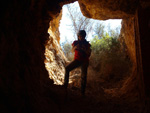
[0,0,150,113]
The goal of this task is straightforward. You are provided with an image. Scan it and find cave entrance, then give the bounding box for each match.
[58,1,131,93]
[43,1,146,112]
[45,1,132,97]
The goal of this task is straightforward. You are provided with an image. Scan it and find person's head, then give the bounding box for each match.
[77,30,86,41]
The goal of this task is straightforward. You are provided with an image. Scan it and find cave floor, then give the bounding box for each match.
[45,84,141,113]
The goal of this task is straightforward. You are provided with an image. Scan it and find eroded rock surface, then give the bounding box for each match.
[78,0,138,20]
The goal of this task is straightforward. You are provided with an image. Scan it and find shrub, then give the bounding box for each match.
[89,32,131,88]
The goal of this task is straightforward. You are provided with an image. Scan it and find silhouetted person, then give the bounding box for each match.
[63,30,91,96]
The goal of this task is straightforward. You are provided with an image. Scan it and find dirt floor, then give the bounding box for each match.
[54,88,141,113]
[42,62,146,113]
[44,79,143,113]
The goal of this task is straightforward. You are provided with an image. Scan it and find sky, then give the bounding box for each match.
[59,1,122,44]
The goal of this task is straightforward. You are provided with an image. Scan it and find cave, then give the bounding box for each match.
[0,0,150,113]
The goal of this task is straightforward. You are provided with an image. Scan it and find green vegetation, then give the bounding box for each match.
[90,31,131,81]
[90,32,121,68]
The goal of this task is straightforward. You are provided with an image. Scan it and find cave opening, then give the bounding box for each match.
[42,1,144,111]
[45,1,133,99]
[59,1,132,96]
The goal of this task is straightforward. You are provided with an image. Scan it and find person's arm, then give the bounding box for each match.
[71,41,79,52]
[71,44,79,52]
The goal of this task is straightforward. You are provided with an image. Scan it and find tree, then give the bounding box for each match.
[93,22,105,39]
[65,2,93,40]
[61,39,73,61]
[106,23,121,38]
[108,26,120,38]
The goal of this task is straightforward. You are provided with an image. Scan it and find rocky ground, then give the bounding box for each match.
[44,84,141,113]
[43,66,143,113]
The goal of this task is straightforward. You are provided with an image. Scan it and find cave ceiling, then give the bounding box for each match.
[77,0,139,20]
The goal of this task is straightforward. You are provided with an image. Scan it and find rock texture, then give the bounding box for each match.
[0,0,150,112]
[78,0,138,20]
[45,10,68,84]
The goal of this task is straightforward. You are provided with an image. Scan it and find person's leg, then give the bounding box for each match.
[81,61,89,96]
[64,60,81,88]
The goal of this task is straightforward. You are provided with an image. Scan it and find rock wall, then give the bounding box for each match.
[120,18,136,64]
[117,18,144,109]
[0,0,68,112]
[45,10,68,84]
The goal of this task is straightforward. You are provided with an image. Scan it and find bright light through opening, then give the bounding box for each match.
[59,1,122,44]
